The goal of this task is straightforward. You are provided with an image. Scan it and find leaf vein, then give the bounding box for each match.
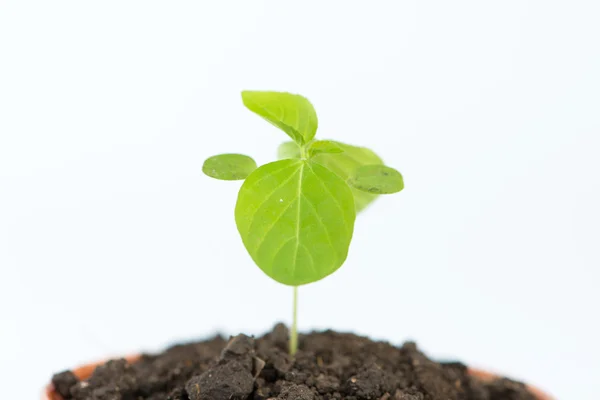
[268,236,296,276]
[306,163,351,235]
[291,163,305,276]
[249,171,302,254]
[246,161,300,189]
[300,243,317,276]
[300,192,338,262]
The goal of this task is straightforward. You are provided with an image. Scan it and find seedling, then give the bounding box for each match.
[203,91,404,355]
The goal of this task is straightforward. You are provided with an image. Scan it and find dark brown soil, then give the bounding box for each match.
[52,324,536,400]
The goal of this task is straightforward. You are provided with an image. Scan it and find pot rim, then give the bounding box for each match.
[42,355,553,400]
[467,367,553,400]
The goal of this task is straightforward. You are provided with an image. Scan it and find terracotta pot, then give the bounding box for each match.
[42,356,553,400]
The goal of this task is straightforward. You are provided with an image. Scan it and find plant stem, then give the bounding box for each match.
[290,286,298,356]
[300,143,309,160]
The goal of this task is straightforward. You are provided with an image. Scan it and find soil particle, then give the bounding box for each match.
[220,334,255,372]
[185,361,253,400]
[70,359,138,399]
[165,387,189,400]
[269,323,290,351]
[54,325,537,400]
[343,363,396,399]
[487,378,535,400]
[52,370,79,399]
[392,390,424,400]
[315,374,340,394]
[278,383,315,400]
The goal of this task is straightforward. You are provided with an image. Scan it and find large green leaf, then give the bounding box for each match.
[235,159,356,286]
[242,91,318,145]
[348,165,404,194]
[202,153,257,180]
[309,141,384,212]
[308,140,343,157]
[277,141,301,160]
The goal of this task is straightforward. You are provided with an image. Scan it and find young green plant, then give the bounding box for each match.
[203,91,404,355]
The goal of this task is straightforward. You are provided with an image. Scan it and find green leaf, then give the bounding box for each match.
[308,140,343,157]
[241,91,318,145]
[310,141,384,212]
[348,165,404,194]
[235,159,356,286]
[277,141,301,160]
[202,154,257,180]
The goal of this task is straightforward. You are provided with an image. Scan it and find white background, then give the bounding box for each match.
[1,1,598,399]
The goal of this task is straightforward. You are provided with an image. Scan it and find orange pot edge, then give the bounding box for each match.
[42,355,554,400]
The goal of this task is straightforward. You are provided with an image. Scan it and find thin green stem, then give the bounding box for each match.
[290,286,298,356]
[300,142,310,160]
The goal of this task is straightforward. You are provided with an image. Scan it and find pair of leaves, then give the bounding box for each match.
[202,91,404,287]
[203,140,404,208]
[203,91,322,181]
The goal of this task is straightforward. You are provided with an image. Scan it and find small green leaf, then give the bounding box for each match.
[242,91,318,145]
[309,141,384,212]
[202,154,257,180]
[308,140,343,157]
[235,159,356,286]
[348,165,404,194]
[277,141,302,160]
